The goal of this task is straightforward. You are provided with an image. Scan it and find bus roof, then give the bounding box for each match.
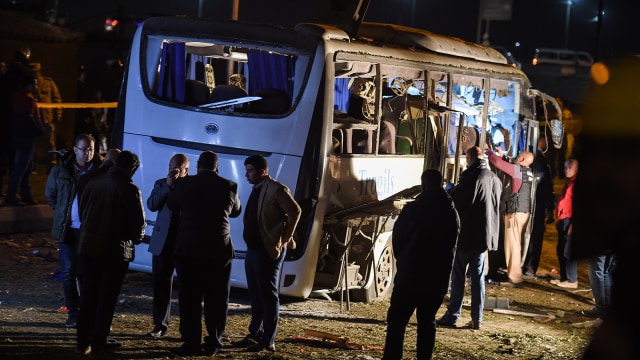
[356,22,508,65]
[140,16,508,65]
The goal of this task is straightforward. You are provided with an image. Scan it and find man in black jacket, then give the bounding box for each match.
[167,151,241,356]
[76,150,146,355]
[437,146,502,330]
[383,169,459,360]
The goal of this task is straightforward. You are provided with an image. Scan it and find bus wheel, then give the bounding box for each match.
[351,238,395,303]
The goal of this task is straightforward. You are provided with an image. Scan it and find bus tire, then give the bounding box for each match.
[351,237,395,303]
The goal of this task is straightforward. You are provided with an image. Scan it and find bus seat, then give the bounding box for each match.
[184,79,210,106]
[207,85,249,111]
[209,85,248,103]
[249,88,291,115]
[333,110,374,154]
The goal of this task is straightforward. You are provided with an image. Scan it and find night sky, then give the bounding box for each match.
[51,0,635,63]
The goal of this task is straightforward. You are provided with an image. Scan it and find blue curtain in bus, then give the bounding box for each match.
[156,42,186,103]
[246,51,293,98]
[518,122,527,154]
[186,54,205,83]
[334,78,350,111]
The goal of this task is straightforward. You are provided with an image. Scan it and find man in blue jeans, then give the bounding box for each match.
[237,155,301,353]
[585,252,616,318]
[437,146,502,330]
[45,133,102,328]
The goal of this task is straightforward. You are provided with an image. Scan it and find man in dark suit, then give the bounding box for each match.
[167,151,241,356]
[145,153,189,338]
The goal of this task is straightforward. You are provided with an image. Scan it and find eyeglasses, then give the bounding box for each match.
[75,147,94,153]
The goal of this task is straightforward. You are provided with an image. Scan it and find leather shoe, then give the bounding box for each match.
[232,334,259,347]
[466,321,481,330]
[65,313,78,328]
[582,307,604,318]
[550,279,560,285]
[147,328,168,338]
[555,281,578,289]
[435,317,457,328]
[247,343,276,352]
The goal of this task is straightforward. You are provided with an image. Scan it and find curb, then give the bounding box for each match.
[0,204,53,234]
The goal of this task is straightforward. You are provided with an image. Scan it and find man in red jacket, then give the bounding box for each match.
[552,158,579,289]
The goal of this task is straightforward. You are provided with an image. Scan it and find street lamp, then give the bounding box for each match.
[564,0,573,49]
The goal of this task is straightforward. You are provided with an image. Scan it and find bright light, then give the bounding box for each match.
[104,18,118,32]
[591,62,609,85]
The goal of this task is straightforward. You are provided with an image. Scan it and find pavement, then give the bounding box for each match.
[0,203,53,234]
[1,169,53,234]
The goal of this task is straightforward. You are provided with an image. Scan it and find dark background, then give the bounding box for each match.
[4,0,636,62]
[0,0,634,149]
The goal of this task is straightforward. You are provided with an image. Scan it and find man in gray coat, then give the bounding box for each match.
[437,146,502,330]
[145,153,189,338]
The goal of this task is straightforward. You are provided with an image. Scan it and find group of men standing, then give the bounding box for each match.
[383,139,560,359]
[45,134,145,355]
[147,151,301,357]
[56,147,301,357]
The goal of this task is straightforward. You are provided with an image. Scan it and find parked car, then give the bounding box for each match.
[532,48,594,67]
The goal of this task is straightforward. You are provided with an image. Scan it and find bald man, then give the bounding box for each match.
[486,147,534,287]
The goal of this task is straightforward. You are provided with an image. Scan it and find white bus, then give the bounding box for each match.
[112,15,560,302]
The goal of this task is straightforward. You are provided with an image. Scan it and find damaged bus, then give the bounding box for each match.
[112,15,561,302]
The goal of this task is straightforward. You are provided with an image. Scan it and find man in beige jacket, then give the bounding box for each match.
[238,154,301,353]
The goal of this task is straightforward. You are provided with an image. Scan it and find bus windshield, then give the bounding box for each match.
[141,36,309,115]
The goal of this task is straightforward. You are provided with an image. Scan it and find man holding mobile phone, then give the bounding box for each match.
[145,154,190,338]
